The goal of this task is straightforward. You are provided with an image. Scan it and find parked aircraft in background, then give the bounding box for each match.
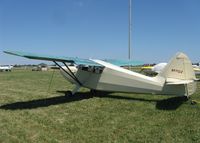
[141,63,200,76]
[141,63,167,75]
[193,65,200,75]
[4,51,198,97]
[0,65,13,72]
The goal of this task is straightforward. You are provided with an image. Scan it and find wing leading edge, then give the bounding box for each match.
[4,50,143,67]
[4,50,99,66]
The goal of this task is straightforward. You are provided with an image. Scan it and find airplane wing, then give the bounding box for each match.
[4,50,143,67]
[4,50,100,66]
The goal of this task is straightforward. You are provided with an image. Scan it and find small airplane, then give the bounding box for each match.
[4,50,198,97]
[141,63,200,76]
[0,65,13,72]
[193,65,200,75]
[141,63,167,75]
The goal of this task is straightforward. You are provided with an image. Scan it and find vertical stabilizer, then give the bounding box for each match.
[158,52,196,96]
[158,52,196,80]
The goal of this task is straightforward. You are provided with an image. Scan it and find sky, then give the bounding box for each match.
[0,0,199,64]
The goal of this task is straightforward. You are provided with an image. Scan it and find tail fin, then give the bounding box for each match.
[158,52,196,80]
[158,52,197,96]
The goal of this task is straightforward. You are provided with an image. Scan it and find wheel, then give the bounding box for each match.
[90,89,95,94]
[90,89,97,97]
[65,91,73,97]
[90,89,106,96]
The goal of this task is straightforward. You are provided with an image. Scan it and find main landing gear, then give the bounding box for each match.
[65,85,81,97]
[53,61,82,97]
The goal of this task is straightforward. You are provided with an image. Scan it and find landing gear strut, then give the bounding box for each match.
[65,85,81,97]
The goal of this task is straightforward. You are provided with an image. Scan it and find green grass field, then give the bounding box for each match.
[0,69,200,143]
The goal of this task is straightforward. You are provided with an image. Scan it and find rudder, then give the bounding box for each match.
[158,52,196,80]
[158,52,197,96]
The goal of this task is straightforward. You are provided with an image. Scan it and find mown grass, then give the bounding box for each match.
[0,69,200,143]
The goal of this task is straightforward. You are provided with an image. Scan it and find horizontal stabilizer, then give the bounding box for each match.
[166,78,194,85]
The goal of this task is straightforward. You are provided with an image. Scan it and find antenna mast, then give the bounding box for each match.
[128,0,132,60]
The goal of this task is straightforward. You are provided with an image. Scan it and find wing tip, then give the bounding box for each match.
[4,50,24,57]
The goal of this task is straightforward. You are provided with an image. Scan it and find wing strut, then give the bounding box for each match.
[53,61,82,86]
[62,62,82,85]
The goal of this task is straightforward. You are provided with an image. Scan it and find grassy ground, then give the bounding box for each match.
[0,69,200,143]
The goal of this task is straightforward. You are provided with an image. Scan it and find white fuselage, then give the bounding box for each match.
[60,59,196,96]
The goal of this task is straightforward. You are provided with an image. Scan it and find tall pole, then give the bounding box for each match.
[128,0,132,60]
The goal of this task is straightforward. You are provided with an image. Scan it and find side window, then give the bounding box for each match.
[78,65,104,74]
